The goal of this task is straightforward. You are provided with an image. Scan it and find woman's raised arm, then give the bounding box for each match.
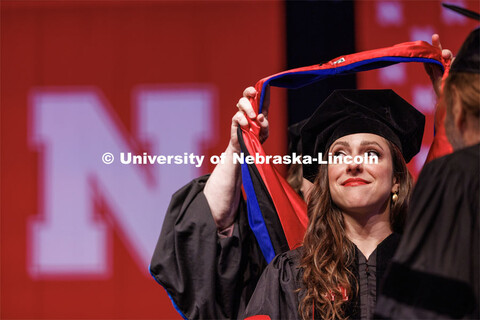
[204,86,269,231]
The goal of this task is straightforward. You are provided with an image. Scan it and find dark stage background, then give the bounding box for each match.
[1,1,478,319]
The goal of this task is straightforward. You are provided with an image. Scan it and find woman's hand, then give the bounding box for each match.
[425,34,453,97]
[230,86,270,153]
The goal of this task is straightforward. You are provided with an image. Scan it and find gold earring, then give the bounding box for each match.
[392,192,398,203]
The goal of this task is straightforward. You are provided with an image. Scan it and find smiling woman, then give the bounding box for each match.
[244,90,422,320]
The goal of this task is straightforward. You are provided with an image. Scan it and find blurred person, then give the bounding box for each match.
[375,29,480,319]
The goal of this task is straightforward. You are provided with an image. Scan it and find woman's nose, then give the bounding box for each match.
[346,158,363,173]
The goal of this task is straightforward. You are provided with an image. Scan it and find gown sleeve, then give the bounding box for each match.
[242,249,303,320]
[376,145,480,319]
[149,175,267,319]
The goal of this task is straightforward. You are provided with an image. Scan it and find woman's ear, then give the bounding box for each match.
[391,177,399,193]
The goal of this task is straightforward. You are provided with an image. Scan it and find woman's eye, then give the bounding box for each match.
[334,150,346,157]
[366,150,380,157]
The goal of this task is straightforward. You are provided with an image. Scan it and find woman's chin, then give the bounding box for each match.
[338,197,389,217]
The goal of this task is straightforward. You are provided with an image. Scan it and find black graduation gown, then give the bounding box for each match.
[243,233,401,320]
[375,144,480,319]
[149,175,267,319]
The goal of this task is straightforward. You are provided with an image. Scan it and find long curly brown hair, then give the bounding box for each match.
[298,140,412,320]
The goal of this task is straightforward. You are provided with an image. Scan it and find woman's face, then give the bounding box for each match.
[327,133,399,216]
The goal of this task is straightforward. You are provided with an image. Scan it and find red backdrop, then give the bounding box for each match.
[1,1,286,319]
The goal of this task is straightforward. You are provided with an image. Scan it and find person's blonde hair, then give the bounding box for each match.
[444,72,480,119]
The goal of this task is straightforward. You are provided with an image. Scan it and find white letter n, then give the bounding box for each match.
[28,86,215,278]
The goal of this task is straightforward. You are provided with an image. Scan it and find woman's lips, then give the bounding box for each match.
[342,178,369,187]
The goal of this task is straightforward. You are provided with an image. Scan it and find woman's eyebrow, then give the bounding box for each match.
[361,140,384,150]
[330,141,350,149]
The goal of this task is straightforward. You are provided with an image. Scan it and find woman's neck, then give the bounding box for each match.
[343,207,392,260]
